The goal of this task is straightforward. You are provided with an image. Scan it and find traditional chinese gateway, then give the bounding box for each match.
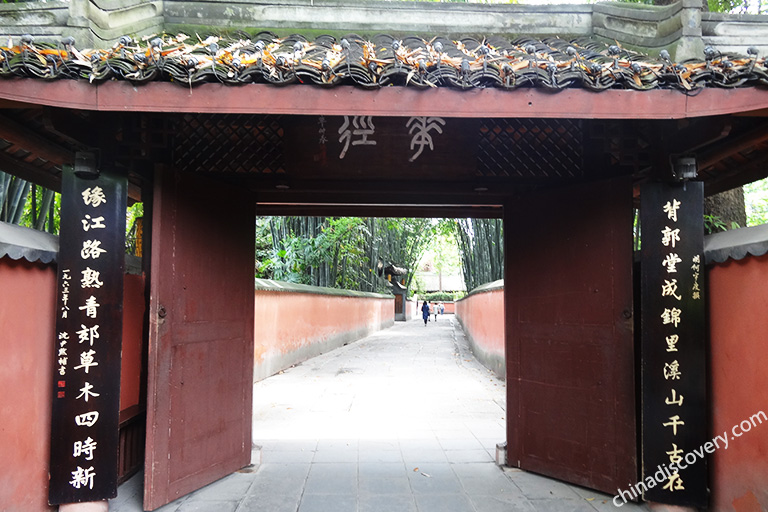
[1,1,768,511]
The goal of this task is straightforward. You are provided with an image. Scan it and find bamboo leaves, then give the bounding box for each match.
[259,216,434,293]
[453,218,504,291]
[0,171,60,234]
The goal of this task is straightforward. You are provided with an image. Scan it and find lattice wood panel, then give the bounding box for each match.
[477,119,583,179]
[174,114,285,174]
[589,120,652,174]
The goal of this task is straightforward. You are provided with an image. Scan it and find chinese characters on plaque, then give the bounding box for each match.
[641,182,707,508]
[334,115,445,161]
[49,163,127,505]
[300,115,466,176]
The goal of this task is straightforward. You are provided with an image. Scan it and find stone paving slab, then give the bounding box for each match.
[110,316,648,512]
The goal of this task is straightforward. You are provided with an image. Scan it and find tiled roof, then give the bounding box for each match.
[2,32,767,91]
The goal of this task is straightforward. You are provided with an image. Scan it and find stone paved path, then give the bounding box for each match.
[111,315,647,512]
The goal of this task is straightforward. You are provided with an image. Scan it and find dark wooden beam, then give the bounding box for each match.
[255,203,502,219]
[43,108,100,150]
[671,118,732,155]
[0,113,74,165]
[251,179,521,206]
[0,148,142,201]
[0,99,40,109]
[704,152,768,196]
[0,151,61,191]
[698,122,768,171]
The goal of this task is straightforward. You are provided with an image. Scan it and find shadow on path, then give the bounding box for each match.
[111,316,646,512]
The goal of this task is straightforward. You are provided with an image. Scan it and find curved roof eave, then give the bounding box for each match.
[1,79,768,119]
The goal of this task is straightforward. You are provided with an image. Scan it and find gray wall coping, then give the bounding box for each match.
[0,221,59,264]
[254,278,393,299]
[456,279,504,301]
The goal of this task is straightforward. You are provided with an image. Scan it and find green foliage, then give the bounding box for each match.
[422,291,456,302]
[125,202,144,254]
[453,218,504,292]
[617,0,766,13]
[745,177,768,226]
[254,217,274,277]
[260,216,436,293]
[704,213,728,234]
[707,0,768,12]
[410,274,426,297]
[425,227,462,275]
[0,172,60,234]
[633,208,641,251]
[19,185,60,234]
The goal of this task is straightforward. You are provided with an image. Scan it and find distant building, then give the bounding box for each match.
[414,271,466,294]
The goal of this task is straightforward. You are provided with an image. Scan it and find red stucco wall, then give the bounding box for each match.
[120,273,146,411]
[0,257,147,512]
[254,287,394,381]
[0,258,56,512]
[708,254,768,512]
[455,286,505,379]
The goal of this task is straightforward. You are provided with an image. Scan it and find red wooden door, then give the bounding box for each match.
[504,177,637,494]
[144,168,255,510]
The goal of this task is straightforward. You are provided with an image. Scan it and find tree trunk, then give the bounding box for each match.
[705,187,747,230]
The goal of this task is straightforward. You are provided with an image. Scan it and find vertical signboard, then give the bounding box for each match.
[49,160,127,504]
[640,181,707,507]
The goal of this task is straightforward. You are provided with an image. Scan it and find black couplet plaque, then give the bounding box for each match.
[640,181,707,508]
[49,165,127,504]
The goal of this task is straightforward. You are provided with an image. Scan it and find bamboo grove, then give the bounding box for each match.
[0,171,60,234]
[259,216,436,293]
[258,216,504,295]
[453,218,504,291]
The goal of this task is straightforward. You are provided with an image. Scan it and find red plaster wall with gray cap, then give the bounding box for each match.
[455,281,505,380]
[0,257,57,512]
[253,279,395,381]
[0,256,146,512]
[708,253,768,512]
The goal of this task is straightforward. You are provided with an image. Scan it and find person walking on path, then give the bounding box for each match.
[421,300,430,326]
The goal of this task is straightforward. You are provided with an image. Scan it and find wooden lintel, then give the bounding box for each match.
[252,183,515,205]
[0,113,74,165]
[255,203,502,219]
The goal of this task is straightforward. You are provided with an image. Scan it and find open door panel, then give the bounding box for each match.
[144,168,255,510]
[504,176,637,494]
